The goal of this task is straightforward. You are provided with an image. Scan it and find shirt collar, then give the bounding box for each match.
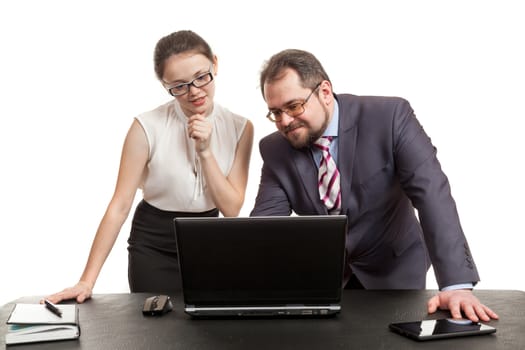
[323,99,339,137]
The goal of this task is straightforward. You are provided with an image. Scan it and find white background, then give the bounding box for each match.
[1,1,523,306]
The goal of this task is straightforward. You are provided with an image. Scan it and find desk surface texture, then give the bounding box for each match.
[1,290,523,349]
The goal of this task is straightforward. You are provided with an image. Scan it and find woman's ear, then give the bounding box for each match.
[212,55,218,76]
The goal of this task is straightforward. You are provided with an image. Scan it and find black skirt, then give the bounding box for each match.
[127,200,218,293]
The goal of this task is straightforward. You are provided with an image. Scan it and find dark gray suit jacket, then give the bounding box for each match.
[250,94,480,289]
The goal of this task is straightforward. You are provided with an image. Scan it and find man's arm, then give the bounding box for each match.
[250,156,292,216]
[392,98,479,287]
[390,98,497,321]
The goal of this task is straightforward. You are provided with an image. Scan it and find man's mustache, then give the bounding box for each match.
[283,121,305,134]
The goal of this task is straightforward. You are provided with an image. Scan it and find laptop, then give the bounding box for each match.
[173,215,347,317]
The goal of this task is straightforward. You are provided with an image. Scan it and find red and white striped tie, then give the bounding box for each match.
[313,136,341,214]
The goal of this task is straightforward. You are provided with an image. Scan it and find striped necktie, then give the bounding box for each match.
[313,136,341,214]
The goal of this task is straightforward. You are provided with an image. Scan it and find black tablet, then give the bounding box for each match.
[389,318,496,341]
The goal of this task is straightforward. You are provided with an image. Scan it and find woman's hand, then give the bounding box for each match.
[42,281,93,304]
[188,114,213,156]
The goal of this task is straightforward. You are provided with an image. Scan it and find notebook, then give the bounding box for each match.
[5,303,80,345]
[173,215,347,317]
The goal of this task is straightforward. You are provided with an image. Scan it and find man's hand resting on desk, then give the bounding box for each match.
[427,289,499,322]
[43,281,93,304]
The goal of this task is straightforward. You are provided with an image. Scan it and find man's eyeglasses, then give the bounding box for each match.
[266,83,321,123]
[166,69,214,97]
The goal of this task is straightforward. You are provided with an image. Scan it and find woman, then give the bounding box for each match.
[46,30,253,303]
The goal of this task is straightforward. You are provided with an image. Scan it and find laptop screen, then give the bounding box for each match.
[174,215,347,307]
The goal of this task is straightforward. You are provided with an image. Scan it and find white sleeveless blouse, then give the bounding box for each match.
[135,99,247,212]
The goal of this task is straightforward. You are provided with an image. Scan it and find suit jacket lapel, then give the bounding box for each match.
[293,147,328,214]
[336,94,359,219]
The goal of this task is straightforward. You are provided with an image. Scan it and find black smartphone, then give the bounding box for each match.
[389,318,496,341]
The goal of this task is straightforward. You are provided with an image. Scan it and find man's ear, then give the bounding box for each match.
[318,80,333,106]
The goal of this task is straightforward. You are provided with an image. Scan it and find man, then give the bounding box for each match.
[250,49,498,322]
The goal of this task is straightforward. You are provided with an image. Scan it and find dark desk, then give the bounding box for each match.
[1,290,523,349]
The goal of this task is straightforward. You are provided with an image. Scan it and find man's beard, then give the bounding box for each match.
[283,105,331,149]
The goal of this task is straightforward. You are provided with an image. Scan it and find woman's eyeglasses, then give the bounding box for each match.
[166,69,214,97]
